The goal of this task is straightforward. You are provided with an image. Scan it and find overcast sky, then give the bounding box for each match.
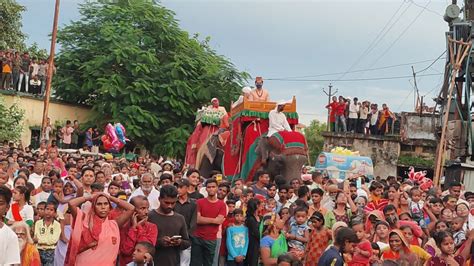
[18,0,451,124]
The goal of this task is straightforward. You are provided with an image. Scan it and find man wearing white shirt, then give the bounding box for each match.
[268,101,292,137]
[129,173,160,210]
[0,185,21,265]
[28,161,44,189]
[348,97,360,133]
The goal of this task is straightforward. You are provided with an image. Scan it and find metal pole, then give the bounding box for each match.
[41,0,60,138]
[326,84,332,131]
[323,83,337,131]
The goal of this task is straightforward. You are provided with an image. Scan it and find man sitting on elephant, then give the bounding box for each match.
[268,101,292,137]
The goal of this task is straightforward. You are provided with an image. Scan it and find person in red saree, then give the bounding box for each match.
[65,193,134,266]
[377,103,396,135]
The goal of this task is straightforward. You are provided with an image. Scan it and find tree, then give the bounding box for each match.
[27,42,48,60]
[54,0,249,158]
[0,0,26,51]
[303,120,327,163]
[0,96,25,142]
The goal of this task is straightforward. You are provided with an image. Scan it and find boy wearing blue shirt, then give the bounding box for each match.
[226,208,248,266]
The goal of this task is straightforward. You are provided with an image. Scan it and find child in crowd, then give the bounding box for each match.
[308,188,326,217]
[408,187,425,227]
[48,179,64,206]
[226,199,236,216]
[286,207,309,260]
[226,208,248,266]
[427,231,474,265]
[35,201,46,221]
[34,202,61,266]
[128,241,154,266]
[350,219,372,266]
[33,177,52,207]
[304,211,331,265]
[265,198,277,216]
[370,243,382,266]
[108,181,122,198]
[451,216,466,248]
[113,174,132,195]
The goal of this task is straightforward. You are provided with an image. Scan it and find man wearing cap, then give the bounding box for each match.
[267,101,292,137]
[175,179,197,266]
[250,76,269,102]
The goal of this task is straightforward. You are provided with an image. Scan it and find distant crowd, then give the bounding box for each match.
[326,96,397,135]
[0,50,54,95]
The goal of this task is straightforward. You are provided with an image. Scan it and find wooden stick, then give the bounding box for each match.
[433,39,472,185]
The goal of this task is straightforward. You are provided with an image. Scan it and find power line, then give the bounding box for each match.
[415,50,446,74]
[396,89,414,110]
[367,0,432,69]
[336,0,409,81]
[408,0,443,17]
[268,56,445,80]
[267,73,442,82]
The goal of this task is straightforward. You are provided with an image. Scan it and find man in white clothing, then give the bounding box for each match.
[348,97,359,133]
[28,161,44,189]
[267,101,292,137]
[0,185,21,265]
[129,173,160,210]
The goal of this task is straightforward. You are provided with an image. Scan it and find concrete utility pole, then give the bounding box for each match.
[323,83,338,131]
[41,0,60,138]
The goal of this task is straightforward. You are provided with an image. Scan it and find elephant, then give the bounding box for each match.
[254,133,308,183]
[196,131,308,183]
[196,134,225,179]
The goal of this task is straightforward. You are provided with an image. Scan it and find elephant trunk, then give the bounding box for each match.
[282,154,308,183]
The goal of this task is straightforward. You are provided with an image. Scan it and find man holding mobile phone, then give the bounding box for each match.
[148,185,191,266]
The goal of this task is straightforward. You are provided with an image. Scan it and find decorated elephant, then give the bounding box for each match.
[196,134,226,179]
[197,130,308,183]
[252,131,308,183]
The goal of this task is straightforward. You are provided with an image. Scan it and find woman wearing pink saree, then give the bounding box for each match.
[65,193,134,266]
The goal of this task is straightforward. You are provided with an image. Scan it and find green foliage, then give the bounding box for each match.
[54,0,249,158]
[398,155,434,168]
[0,0,26,51]
[304,120,327,163]
[0,96,25,142]
[27,43,48,60]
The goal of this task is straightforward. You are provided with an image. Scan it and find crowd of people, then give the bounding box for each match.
[0,139,473,266]
[0,50,53,95]
[325,96,398,136]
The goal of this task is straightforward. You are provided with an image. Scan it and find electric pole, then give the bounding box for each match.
[411,66,420,112]
[41,0,60,138]
[323,83,338,131]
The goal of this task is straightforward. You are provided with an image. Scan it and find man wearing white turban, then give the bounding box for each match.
[267,100,292,137]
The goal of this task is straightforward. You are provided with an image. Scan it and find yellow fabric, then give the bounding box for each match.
[34,219,61,250]
[409,245,431,261]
